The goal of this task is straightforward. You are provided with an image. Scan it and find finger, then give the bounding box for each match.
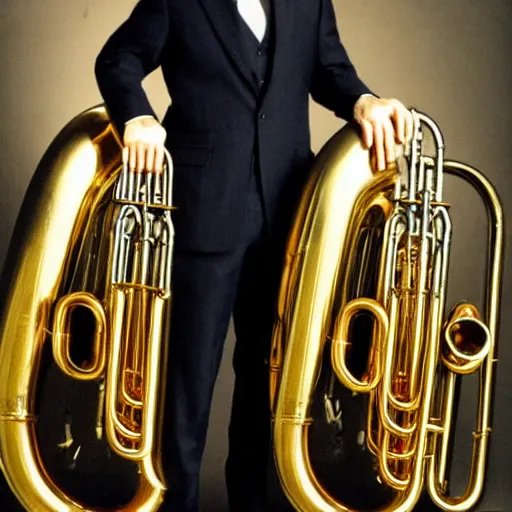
[128,143,137,171]
[136,142,145,172]
[384,119,396,165]
[122,146,129,168]
[146,145,155,173]
[392,106,406,144]
[373,122,385,171]
[154,145,165,173]
[360,119,373,149]
[370,144,377,173]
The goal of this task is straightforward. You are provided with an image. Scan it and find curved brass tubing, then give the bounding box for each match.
[331,297,389,392]
[0,105,169,512]
[52,291,108,381]
[270,113,504,512]
[441,303,491,375]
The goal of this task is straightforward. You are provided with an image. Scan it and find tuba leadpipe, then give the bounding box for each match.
[269,110,504,512]
[0,105,174,511]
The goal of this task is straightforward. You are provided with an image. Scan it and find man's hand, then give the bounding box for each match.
[353,95,413,171]
[123,116,167,172]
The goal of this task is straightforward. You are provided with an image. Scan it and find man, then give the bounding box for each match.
[94,0,412,510]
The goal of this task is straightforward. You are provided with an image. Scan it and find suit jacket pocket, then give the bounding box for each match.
[166,131,212,167]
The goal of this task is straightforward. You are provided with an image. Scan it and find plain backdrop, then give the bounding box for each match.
[0,1,511,511]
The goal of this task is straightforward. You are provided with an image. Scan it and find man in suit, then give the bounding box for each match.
[95,0,412,510]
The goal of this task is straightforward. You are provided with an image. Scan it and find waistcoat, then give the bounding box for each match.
[233,0,274,97]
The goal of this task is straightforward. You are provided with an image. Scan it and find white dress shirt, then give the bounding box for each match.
[235,0,269,43]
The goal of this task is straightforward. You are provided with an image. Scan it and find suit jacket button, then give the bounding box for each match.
[259,113,266,120]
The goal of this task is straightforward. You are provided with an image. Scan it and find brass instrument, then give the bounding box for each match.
[270,110,504,511]
[0,104,174,511]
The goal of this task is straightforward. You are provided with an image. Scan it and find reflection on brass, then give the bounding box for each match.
[269,111,504,511]
[53,292,108,381]
[0,105,175,511]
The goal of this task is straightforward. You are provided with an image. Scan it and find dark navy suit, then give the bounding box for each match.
[95,0,374,509]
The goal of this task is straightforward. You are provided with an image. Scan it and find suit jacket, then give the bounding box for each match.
[94,0,374,251]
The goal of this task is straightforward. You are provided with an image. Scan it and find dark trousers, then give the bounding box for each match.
[160,172,285,511]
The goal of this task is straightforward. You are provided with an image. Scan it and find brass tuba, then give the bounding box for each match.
[269,110,504,511]
[0,104,174,511]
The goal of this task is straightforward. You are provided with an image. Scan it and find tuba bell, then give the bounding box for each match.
[0,104,174,511]
[269,110,504,511]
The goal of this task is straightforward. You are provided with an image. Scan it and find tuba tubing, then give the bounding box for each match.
[0,105,172,511]
[269,112,504,512]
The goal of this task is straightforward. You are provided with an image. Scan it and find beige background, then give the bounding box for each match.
[0,0,511,510]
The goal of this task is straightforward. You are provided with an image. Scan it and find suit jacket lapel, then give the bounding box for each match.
[198,0,259,95]
[261,0,289,102]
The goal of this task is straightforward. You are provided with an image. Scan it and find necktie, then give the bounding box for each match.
[235,0,268,43]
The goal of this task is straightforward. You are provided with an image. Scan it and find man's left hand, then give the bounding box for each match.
[353,95,413,171]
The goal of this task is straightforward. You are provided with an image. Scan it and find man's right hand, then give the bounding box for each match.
[122,116,167,173]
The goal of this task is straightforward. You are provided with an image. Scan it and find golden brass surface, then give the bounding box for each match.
[332,297,389,393]
[0,104,174,511]
[269,112,504,511]
[52,292,108,381]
